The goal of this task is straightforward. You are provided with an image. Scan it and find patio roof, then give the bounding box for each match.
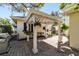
[10,16,26,23]
[25,10,61,24]
[61,4,79,15]
[11,10,61,24]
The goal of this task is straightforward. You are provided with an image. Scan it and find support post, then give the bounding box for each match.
[32,24,38,54]
[45,23,47,38]
[58,22,62,48]
[32,26,38,54]
[27,35,29,42]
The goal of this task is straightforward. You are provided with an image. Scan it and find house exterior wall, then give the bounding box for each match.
[46,24,52,35]
[69,12,79,49]
[36,23,52,36]
[27,15,53,36]
[16,20,27,39]
[17,20,25,32]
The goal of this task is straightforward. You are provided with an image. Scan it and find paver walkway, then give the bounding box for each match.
[0,35,78,56]
[42,35,69,48]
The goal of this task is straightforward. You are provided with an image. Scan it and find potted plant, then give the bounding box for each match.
[61,23,69,36]
[34,22,41,26]
[61,23,69,31]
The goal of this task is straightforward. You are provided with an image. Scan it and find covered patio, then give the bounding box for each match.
[0,10,75,56]
[23,10,63,54]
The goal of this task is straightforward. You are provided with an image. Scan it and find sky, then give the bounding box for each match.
[40,3,60,14]
[0,3,60,18]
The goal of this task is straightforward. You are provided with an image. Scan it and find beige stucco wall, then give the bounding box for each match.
[17,20,25,31]
[35,23,52,36]
[69,12,79,49]
[16,20,27,39]
[28,15,53,35]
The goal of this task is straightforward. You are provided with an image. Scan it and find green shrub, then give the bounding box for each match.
[61,23,69,31]
[60,3,66,9]
[0,27,2,33]
[2,25,13,34]
[0,18,13,34]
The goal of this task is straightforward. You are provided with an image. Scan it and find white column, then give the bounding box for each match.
[58,22,62,48]
[27,35,29,42]
[32,25,38,54]
[58,23,61,42]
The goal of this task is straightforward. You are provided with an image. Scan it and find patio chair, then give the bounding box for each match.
[0,33,11,41]
[0,33,11,54]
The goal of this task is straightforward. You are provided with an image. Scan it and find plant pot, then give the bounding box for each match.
[34,22,41,26]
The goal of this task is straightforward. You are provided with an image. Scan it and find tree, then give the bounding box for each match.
[74,4,79,10]
[60,3,79,10]
[0,3,45,17]
[1,18,10,25]
[61,23,69,31]
[59,3,67,9]
[30,3,44,10]
[0,3,45,15]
